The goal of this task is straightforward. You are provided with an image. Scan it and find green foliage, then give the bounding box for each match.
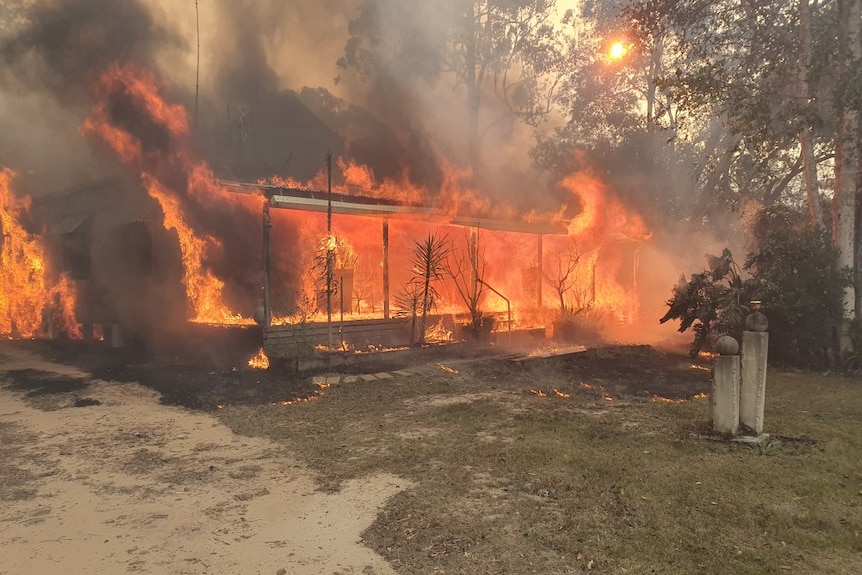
[660,248,748,356]
[662,207,850,369]
[744,207,849,369]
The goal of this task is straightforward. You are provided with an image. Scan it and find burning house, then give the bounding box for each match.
[1,34,651,363]
[30,176,187,346]
[1,62,649,357]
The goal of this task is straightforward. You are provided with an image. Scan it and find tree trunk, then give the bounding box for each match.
[797,0,824,226]
[692,134,740,221]
[798,131,822,225]
[420,252,432,345]
[464,4,482,174]
[834,0,860,354]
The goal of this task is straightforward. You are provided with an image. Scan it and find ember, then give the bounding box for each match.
[651,396,686,404]
[280,395,321,406]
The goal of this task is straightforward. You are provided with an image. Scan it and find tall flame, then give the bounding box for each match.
[82,64,259,324]
[80,63,651,333]
[0,169,81,338]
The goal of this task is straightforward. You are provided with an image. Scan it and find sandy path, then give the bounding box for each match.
[0,347,407,575]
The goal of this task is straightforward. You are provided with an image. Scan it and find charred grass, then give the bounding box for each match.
[218,355,862,575]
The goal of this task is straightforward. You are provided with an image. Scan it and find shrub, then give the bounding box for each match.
[659,248,748,357]
[661,207,849,369]
[744,208,848,369]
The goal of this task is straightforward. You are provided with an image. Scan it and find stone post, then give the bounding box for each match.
[41,309,55,340]
[712,335,740,435]
[109,324,124,348]
[741,301,769,435]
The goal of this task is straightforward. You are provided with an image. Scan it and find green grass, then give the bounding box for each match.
[218,365,862,574]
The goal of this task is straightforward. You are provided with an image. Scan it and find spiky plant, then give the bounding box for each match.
[406,233,450,345]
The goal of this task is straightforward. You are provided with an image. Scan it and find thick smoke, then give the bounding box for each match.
[2,0,555,203]
[0,0,183,195]
[1,0,180,100]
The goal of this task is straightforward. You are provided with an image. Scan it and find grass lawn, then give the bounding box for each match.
[219,352,862,574]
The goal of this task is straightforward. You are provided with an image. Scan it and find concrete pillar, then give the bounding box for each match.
[712,355,740,434]
[41,309,55,340]
[109,324,124,348]
[741,331,768,435]
[712,335,740,435]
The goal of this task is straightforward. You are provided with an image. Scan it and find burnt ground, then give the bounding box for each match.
[9,338,859,575]
[3,337,711,411]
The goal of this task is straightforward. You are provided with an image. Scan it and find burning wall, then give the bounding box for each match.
[0,169,80,339]
[32,177,188,342]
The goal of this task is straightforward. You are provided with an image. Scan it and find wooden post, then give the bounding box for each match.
[537,234,543,309]
[340,275,345,350]
[326,153,333,351]
[383,219,390,319]
[262,197,272,328]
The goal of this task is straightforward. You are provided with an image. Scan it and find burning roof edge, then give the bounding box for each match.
[220,180,569,236]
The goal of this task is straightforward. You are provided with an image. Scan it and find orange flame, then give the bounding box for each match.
[651,395,686,404]
[439,363,460,374]
[143,175,242,323]
[80,64,651,334]
[0,169,81,338]
[82,64,259,324]
[247,347,270,370]
[562,171,649,242]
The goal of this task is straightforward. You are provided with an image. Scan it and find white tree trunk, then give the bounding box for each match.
[834,0,860,354]
[797,0,823,226]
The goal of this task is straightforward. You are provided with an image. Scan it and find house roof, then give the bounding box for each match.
[220,180,569,236]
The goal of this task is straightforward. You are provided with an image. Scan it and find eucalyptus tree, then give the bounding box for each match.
[623,0,859,353]
[832,0,860,352]
[621,1,817,218]
[532,0,699,221]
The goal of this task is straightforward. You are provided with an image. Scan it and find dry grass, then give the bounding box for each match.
[218,357,862,575]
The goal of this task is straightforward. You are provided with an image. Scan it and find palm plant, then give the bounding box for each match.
[399,233,450,345]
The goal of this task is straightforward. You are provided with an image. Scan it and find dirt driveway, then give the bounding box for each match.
[0,345,409,575]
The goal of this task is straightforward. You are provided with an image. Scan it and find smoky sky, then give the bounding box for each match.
[1,0,182,102]
[2,0,577,210]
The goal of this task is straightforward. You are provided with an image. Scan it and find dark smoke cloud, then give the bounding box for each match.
[1,0,182,101]
[0,0,184,195]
